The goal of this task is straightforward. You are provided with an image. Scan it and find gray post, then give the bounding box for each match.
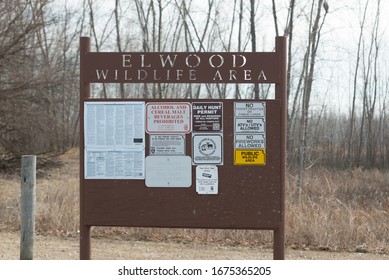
[20,155,36,260]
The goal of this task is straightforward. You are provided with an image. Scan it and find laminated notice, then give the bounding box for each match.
[196,165,218,194]
[84,101,145,179]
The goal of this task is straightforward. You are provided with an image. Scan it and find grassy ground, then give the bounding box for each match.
[0,148,388,254]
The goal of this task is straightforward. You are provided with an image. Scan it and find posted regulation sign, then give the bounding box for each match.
[234,149,266,165]
[233,102,266,165]
[146,102,191,133]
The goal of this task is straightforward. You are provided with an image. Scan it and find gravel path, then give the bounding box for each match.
[1,232,388,260]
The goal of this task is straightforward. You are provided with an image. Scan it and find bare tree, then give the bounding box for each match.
[114,0,125,98]
[296,0,328,197]
[271,0,279,36]
[250,0,259,99]
[349,1,369,167]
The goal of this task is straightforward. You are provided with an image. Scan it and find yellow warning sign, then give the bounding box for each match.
[234,149,266,165]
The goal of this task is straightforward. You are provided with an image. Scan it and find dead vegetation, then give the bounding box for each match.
[0,149,388,255]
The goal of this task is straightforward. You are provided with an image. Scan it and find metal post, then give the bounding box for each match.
[20,155,36,260]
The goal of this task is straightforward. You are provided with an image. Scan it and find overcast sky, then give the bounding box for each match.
[58,0,389,114]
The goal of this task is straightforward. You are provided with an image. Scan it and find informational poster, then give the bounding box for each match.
[85,102,145,148]
[85,150,145,179]
[196,165,218,195]
[192,102,223,132]
[192,134,223,165]
[84,101,145,179]
[149,134,185,155]
[146,102,191,134]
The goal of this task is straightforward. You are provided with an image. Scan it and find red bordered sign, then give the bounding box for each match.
[146,102,192,134]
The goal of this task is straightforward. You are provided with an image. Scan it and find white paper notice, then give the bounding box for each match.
[84,102,145,179]
[85,150,145,179]
[196,165,218,194]
[85,102,145,148]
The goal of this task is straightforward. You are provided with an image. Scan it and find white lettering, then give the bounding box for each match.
[258,70,267,81]
[176,69,183,80]
[166,69,170,80]
[153,70,161,81]
[160,54,177,67]
[213,70,223,81]
[138,69,147,80]
[140,54,151,68]
[185,54,201,68]
[229,70,237,80]
[244,69,252,80]
[124,70,132,80]
[189,69,197,81]
[209,54,224,68]
[96,69,108,80]
[232,54,247,67]
[122,54,132,67]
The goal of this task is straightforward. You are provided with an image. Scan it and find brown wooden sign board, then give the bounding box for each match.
[79,37,287,260]
[83,52,278,84]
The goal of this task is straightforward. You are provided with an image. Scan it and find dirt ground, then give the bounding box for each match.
[1,231,388,260]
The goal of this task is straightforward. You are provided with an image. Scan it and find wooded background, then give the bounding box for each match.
[0,0,388,178]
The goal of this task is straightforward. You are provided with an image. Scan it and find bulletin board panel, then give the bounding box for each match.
[81,99,281,229]
[79,36,287,259]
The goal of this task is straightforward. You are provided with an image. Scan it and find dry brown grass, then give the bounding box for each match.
[286,168,389,253]
[0,149,388,254]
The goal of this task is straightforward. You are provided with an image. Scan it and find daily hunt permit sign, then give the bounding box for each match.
[192,102,223,132]
[146,102,191,133]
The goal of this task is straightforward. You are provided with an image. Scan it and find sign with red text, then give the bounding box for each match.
[146,102,191,134]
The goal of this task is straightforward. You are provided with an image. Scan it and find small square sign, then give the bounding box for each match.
[192,134,223,165]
